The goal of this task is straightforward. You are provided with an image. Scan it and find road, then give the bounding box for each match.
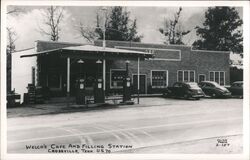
[7,98,243,154]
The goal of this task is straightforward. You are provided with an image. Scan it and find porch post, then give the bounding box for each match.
[103,59,106,95]
[67,57,70,100]
[137,57,140,104]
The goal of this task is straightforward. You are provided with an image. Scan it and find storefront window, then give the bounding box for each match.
[190,71,195,82]
[184,71,189,81]
[110,69,126,88]
[151,70,167,88]
[220,72,225,85]
[178,71,183,82]
[177,70,195,82]
[209,71,225,85]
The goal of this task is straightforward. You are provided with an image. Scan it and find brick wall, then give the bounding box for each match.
[95,40,230,93]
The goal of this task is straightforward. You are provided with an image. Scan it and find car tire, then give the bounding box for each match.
[211,93,216,98]
[195,97,200,100]
[184,94,190,100]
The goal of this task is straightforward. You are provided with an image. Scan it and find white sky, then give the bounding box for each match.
[7,6,242,51]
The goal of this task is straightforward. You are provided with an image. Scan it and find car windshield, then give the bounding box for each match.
[187,83,200,89]
[233,82,243,87]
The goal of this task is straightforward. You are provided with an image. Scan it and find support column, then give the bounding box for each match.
[137,57,140,104]
[103,59,106,96]
[67,57,70,100]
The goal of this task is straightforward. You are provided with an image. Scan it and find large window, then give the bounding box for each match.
[151,70,168,88]
[209,71,225,85]
[177,70,195,82]
[110,69,126,88]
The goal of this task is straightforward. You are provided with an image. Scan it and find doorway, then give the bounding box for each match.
[132,74,147,94]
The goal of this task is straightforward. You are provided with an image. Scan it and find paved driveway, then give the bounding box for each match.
[7,97,243,154]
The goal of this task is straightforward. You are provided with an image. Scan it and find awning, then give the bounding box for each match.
[21,44,153,59]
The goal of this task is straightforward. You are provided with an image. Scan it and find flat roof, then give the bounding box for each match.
[21,44,153,59]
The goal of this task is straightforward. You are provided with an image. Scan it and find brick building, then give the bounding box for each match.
[12,40,230,102]
[94,40,230,94]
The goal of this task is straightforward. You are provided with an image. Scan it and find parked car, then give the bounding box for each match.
[227,81,243,98]
[198,81,231,98]
[163,82,205,100]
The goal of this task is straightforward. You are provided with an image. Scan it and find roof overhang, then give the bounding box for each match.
[21,45,153,60]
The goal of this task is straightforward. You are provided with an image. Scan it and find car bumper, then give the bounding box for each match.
[221,92,232,97]
[191,94,205,98]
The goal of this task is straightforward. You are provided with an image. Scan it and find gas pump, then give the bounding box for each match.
[122,76,132,103]
[94,78,105,103]
[122,60,134,104]
[76,78,86,105]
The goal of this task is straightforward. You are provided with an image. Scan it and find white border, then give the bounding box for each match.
[208,71,226,86]
[177,70,196,82]
[115,46,182,61]
[150,70,168,88]
[109,69,126,89]
[1,1,249,160]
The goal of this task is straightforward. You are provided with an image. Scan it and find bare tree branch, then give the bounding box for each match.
[159,7,190,45]
[38,6,64,41]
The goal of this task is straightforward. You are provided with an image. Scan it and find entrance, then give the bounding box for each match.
[198,74,206,83]
[132,74,146,94]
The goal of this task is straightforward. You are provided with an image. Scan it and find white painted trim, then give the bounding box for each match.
[150,70,168,88]
[132,74,147,94]
[177,70,196,82]
[198,74,206,82]
[98,39,189,48]
[67,57,70,93]
[110,69,126,89]
[115,46,181,61]
[191,48,230,54]
[208,71,226,86]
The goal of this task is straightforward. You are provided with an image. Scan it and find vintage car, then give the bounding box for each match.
[163,82,205,100]
[198,81,231,98]
[227,81,243,98]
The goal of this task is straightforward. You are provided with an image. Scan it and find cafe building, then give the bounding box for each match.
[11,40,230,103]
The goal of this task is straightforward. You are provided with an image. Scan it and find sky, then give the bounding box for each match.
[6,6,243,51]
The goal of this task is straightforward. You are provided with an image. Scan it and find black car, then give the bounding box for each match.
[228,81,243,98]
[198,81,231,98]
[163,82,205,100]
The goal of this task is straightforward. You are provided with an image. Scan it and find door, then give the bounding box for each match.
[199,74,205,83]
[133,75,146,94]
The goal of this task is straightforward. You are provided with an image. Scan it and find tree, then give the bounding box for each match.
[6,7,22,93]
[192,7,243,55]
[101,7,142,42]
[39,6,64,41]
[78,7,142,42]
[159,7,190,45]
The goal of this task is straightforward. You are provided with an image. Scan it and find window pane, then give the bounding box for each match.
[190,71,195,82]
[152,71,167,87]
[215,72,219,84]
[184,71,189,81]
[111,70,126,87]
[209,72,214,81]
[178,71,183,82]
[220,72,225,85]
